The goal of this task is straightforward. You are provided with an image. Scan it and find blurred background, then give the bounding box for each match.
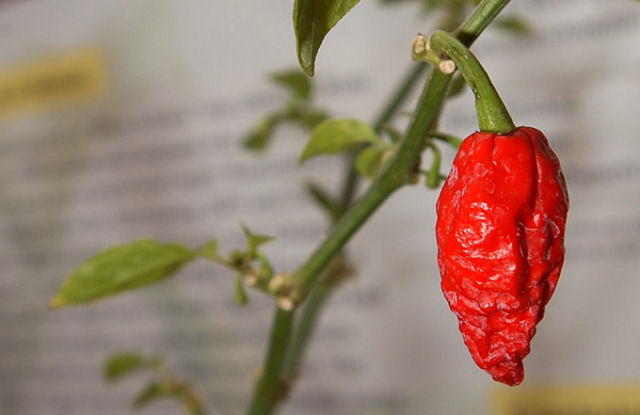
[1,1,640,414]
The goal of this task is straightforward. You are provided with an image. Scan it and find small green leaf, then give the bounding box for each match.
[50,239,194,307]
[299,118,382,164]
[196,238,227,265]
[242,116,279,152]
[234,272,248,305]
[133,382,171,409]
[103,352,158,382]
[495,15,533,35]
[257,253,274,280]
[297,108,329,130]
[271,69,313,99]
[240,224,274,255]
[283,105,328,130]
[293,0,361,76]
[355,145,386,179]
[422,0,444,13]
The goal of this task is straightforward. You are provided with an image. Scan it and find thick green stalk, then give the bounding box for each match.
[246,1,512,414]
[246,308,295,415]
[428,30,515,133]
[455,0,510,45]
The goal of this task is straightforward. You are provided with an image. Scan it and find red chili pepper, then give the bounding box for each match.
[435,126,568,386]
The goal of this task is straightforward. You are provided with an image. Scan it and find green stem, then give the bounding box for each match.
[339,62,428,212]
[454,0,510,46]
[294,66,457,291]
[282,279,333,376]
[373,63,429,132]
[338,152,360,212]
[283,61,429,387]
[246,1,511,414]
[424,142,442,189]
[246,308,295,415]
[430,131,462,148]
[428,30,515,134]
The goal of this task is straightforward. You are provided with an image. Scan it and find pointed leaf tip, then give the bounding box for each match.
[103,352,156,382]
[270,69,313,98]
[50,239,195,307]
[293,0,361,76]
[48,295,65,309]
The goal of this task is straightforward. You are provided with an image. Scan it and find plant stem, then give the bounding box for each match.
[293,0,512,291]
[294,67,452,292]
[454,0,510,45]
[373,63,430,132]
[338,153,360,212]
[246,1,511,414]
[283,61,429,386]
[424,141,442,189]
[282,278,333,376]
[246,307,295,415]
[431,131,463,148]
[339,62,429,212]
[428,30,515,133]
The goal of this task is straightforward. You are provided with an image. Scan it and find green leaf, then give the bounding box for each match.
[196,238,227,265]
[103,352,158,382]
[422,0,444,13]
[495,15,533,35]
[132,382,171,409]
[282,105,328,130]
[355,145,386,179]
[293,0,361,76]
[50,239,194,308]
[242,116,279,152]
[271,69,313,99]
[240,224,274,255]
[299,118,382,164]
[256,253,274,280]
[297,107,329,130]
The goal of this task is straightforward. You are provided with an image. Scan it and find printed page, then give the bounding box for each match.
[1,1,640,414]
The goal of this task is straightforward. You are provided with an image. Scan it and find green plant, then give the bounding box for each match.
[47,0,576,414]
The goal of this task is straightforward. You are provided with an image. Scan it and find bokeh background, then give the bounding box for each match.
[1,1,640,414]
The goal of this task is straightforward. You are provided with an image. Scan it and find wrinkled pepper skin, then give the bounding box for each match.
[436,126,568,386]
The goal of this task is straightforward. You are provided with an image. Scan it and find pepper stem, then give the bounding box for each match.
[414,30,515,134]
